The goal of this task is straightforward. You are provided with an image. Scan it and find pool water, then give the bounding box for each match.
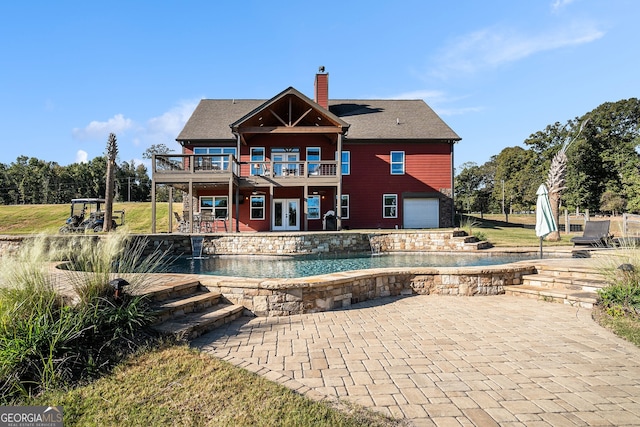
[168,252,536,278]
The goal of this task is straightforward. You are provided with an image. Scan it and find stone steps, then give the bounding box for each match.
[152,304,245,341]
[504,285,598,309]
[504,263,610,309]
[145,279,245,340]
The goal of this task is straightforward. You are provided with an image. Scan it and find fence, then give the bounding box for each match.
[623,213,640,236]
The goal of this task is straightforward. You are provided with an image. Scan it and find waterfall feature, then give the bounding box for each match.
[189,236,208,259]
[368,234,382,256]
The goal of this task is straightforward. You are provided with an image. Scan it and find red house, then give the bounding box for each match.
[151,71,461,233]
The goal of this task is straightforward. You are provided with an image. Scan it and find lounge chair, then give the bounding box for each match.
[570,220,611,246]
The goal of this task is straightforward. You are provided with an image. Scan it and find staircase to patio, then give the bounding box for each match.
[145,279,244,340]
[504,259,609,309]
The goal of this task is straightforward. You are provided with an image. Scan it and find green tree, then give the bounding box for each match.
[600,190,626,215]
[492,147,539,215]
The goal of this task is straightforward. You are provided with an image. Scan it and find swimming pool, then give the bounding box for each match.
[168,252,537,278]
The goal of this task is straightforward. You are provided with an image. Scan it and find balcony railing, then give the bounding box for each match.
[154,155,338,180]
[153,154,240,175]
[248,161,338,178]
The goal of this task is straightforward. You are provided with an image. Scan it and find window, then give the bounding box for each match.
[250,195,265,220]
[390,151,405,175]
[194,147,236,170]
[307,195,320,220]
[306,147,321,175]
[250,147,265,175]
[340,194,349,219]
[214,196,228,219]
[340,151,350,175]
[199,196,213,213]
[272,147,300,176]
[383,194,397,218]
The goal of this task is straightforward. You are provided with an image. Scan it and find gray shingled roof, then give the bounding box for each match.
[177,97,460,142]
[330,100,460,140]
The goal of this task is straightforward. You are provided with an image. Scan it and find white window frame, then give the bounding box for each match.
[213,196,228,219]
[306,147,321,175]
[390,151,405,175]
[307,195,321,220]
[383,194,397,218]
[250,147,266,176]
[340,194,349,219]
[194,147,237,170]
[340,151,350,175]
[199,196,214,214]
[250,195,265,220]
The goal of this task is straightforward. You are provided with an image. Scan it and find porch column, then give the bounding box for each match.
[269,185,274,231]
[235,182,240,232]
[228,177,234,233]
[303,185,309,231]
[336,134,343,230]
[168,186,173,233]
[188,180,194,234]
[151,178,156,234]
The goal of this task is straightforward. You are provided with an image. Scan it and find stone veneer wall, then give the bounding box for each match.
[0,230,486,256]
[197,264,534,317]
[0,231,480,258]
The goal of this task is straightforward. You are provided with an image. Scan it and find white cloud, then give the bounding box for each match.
[551,0,577,12]
[390,90,484,117]
[431,21,604,77]
[75,150,88,163]
[390,90,446,101]
[147,100,198,137]
[72,114,135,141]
[69,99,198,164]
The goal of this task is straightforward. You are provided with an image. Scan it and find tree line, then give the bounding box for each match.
[0,155,151,205]
[455,98,640,216]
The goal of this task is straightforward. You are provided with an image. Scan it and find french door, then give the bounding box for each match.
[272,199,300,231]
[273,152,300,176]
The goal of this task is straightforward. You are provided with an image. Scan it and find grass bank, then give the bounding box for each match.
[0,203,170,235]
[30,345,401,427]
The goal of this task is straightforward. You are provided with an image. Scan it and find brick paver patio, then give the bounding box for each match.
[192,295,640,426]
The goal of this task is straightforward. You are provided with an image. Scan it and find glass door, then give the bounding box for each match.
[272,199,299,231]
[273,153,300,177]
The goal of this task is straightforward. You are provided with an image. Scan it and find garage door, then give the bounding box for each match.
[404,198,439,228]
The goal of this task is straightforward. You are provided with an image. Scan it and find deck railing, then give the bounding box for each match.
[154,155,338,179]
[248,161,338,178]
[153,154,240,175]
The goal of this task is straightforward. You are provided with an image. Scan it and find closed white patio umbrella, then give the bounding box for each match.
[535,184,558,259]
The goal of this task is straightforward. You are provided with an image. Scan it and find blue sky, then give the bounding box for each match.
[1,0,637,172]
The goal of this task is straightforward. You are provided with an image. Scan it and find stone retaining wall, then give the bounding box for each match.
[197,264,534,317]
[0,230,482,258]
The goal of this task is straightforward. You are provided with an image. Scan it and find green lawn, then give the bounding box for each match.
[0,203,171,235]
[30,345,400,427]
[0,203,591,247]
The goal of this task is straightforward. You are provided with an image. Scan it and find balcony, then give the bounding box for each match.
[153,155,339,186]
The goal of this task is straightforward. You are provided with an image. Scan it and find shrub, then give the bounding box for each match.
[597,245,640,318]
[0,232,170,403]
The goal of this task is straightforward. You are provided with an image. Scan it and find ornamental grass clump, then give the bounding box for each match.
[0,232,171,404]
[596,245,640,318]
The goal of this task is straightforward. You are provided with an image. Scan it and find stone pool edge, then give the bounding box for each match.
[190,261,539,316]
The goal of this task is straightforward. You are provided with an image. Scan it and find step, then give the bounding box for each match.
[504,285,597,309]
[152,304,245,340]
[143,279,203,302]
[521,274,609,292]
[151,291,222,324]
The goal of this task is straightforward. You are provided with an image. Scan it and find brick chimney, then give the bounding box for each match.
[314,69,328,109]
